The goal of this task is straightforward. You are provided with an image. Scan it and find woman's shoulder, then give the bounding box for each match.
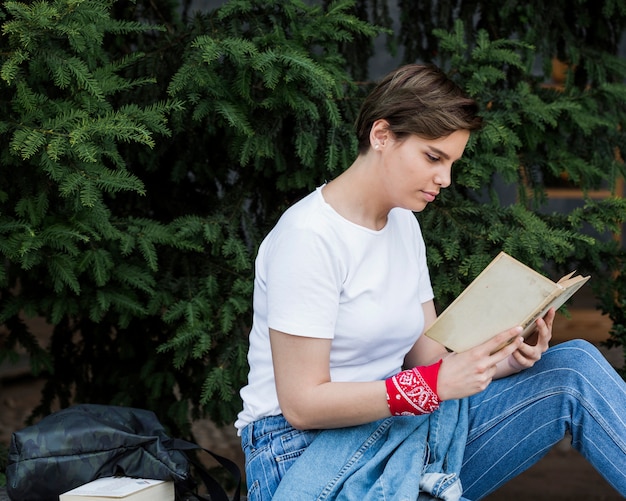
[273,187,338,234]
[261,188,332,251]
[279,188,323,220]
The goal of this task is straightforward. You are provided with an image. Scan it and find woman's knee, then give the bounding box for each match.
[544,339,605,369]
[539,339,622,398]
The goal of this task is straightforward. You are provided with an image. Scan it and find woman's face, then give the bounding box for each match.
[379,129,470,212]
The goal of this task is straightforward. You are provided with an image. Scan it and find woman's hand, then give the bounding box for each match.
[436,326,525,401]
[503,307,555,374]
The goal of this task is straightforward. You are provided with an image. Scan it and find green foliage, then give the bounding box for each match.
[0,0,381,441]
[0,0,625,464]
[399,9,626,352]
[0,0,185,432]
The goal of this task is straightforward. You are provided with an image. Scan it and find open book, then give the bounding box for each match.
[59,477,174,501]
[425,252,590,353]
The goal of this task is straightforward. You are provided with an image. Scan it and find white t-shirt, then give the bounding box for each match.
[234,186,434,432]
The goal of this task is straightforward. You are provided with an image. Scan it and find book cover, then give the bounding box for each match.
[425,252,590,353]
[59,477,174,501]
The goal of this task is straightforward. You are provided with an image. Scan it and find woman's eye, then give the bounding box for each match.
[426,153,439,162]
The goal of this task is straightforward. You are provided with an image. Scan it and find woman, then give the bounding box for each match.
[234,64,626,500]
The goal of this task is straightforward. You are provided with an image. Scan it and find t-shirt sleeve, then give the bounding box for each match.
[263,226,342,339]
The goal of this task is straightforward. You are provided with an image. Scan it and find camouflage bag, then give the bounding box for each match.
[6,404,240,501]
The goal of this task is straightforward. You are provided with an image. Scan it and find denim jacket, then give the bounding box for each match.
[272,399,469,501]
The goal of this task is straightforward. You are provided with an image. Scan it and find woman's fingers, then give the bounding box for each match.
[438,327,524,400]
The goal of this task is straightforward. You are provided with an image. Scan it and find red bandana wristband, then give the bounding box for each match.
[385,359,442,416]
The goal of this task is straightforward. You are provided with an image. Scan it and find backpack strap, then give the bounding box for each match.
[164,437,241,501]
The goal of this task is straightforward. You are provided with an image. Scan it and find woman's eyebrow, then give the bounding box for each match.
[428,147,450,160]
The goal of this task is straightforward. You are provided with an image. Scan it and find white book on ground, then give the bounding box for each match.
[59,477,174,501]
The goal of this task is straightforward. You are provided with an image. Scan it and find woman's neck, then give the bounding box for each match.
[321,156,390,231]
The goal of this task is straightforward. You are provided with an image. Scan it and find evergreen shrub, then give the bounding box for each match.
[0,0,625,463]
[0,0,379,438]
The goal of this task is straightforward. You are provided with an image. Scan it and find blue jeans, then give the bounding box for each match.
[240,415,320,500]
[241,340,626,500]
[461,339,626,498]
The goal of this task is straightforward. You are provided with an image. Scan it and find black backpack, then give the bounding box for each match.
[6,404,241,501]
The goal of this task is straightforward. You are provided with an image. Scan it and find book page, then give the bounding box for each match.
[61,477,165,498]
[546,275,590,312]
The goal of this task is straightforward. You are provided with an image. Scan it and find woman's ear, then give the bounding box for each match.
[370,119,391,150]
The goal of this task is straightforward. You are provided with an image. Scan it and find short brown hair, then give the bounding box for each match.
[355,64,482,154]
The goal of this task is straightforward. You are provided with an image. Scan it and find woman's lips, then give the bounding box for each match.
[423,191,438,202]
